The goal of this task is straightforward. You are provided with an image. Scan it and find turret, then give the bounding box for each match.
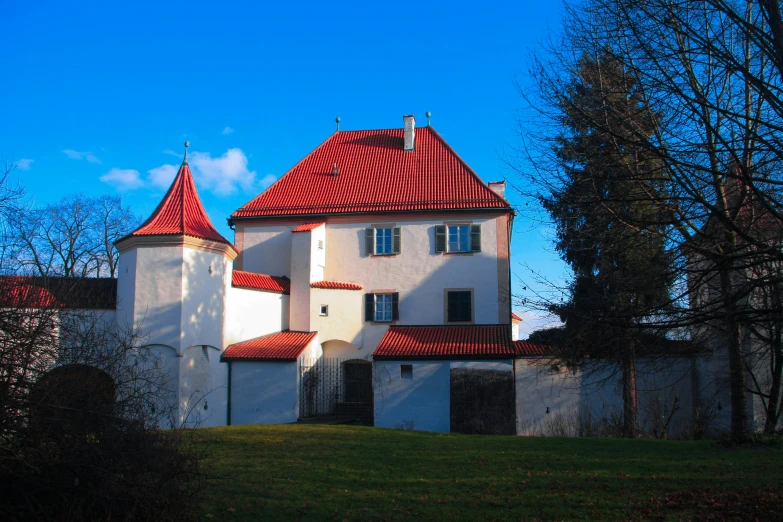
[115,142,237,427]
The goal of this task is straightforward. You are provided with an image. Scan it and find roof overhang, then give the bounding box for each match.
[115,234,238,260]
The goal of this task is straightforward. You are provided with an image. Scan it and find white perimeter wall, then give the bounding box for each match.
[225,287,288,346]
[515,357,697,437]
[229,335,322,426]
[374,359,513,433]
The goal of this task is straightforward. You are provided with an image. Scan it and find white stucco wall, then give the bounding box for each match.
[229,334,321,425]
[180,248,228,351]
[130,246,184,349]
[374,359,514,433]
[310,288,363,348]
[116,248,137,330]
[230,361,300,425]
[179,344,228,428]
[238,224,293,277]
[237,213,508,358]
[516,357,698,437]
[224,287,288,346]
[374,360,451,432]
[290,231,313,332]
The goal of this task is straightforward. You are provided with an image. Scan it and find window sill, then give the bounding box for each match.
[370,321,398,326]
[442,251,476,256]
[445,320,475,325]
[369,253,399,258]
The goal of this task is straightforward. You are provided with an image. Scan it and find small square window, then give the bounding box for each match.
[401,365,413,380]
[318,240,324,250]
[320,305,328,316]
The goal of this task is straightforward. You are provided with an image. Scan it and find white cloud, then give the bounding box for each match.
[147,164,179,189]
[16,158,33,170]
[162,149,181,157]
[258,173,277,190]
[99,168,144,190]
[189,148,257,196]
[62,149,101,164]
[221,126,234,135]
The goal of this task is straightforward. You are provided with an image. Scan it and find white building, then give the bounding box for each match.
[3,116,719,435]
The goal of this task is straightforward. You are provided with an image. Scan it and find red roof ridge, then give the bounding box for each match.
[373,324,515,360]
[123,159,231,245]
[232,270,290,294]
[230,126,511,219]
[310,281,363,290]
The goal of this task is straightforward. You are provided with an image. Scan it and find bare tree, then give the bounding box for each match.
[516,0,783,440]
[9,193,140,278]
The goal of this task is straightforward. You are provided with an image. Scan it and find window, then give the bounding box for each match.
[320,305,328,316]
[364,292,399,322]
[448,225,470,252]
[376,227,393,254]
[435,224,481,253]
[401,365,413,380]
[365,227,401,255]
[375,294,393,322]
[446,290,473,322]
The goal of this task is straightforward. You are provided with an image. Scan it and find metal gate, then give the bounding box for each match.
[299,358,373,424]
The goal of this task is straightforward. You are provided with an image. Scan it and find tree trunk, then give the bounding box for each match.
[764,327,782,434]
[720,266,750,441]
[621,342,638,438]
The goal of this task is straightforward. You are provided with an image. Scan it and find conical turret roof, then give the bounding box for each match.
[126,158,231,245]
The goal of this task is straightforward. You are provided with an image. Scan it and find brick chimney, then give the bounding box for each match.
[488,181,506,200]
[403,115,416,151]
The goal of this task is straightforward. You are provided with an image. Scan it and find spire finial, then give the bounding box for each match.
[425,111,432,126]
[184,140,190,163]
[335,116,341,131]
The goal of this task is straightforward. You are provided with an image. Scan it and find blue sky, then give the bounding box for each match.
[1,0,567,336]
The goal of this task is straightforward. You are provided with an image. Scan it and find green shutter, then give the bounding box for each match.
[470,224,481,252]
[365,293,374,322]
[435,225,446,253]
[392,227,401,254]
[392,292,400,321]
[365,228,374,255]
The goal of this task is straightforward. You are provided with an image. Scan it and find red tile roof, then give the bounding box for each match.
[124,160,231,244]
[511,312,522,322]
[231,127,511,219]
[0,276,117,309]
[373,325,516,360]
[221,331,317,361]
[292,222,325,232]
[310,281,363,290]
[232,270,290,294]
[513,341,553,357]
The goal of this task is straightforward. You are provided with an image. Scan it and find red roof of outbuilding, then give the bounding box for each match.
[0,276,117,309]
[292,222,325,232]
[511,312,522,322]
[373,325,516,360]
[231,127,511,219]
[513,341,553,357]
[125,160,231,244]
[221,331,317,361]
[310,281,363,290]
[231,270,290,294]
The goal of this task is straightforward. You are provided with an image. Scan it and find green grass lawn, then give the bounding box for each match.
[197,424,782,521]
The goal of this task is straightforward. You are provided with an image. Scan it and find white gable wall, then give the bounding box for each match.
[224,287,289,346]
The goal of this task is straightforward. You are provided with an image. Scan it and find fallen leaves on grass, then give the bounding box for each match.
[632,487,782,521]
